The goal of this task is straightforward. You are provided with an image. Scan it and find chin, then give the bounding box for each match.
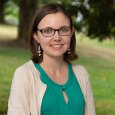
[49,52,64,58]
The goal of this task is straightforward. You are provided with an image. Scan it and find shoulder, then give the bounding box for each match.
[72,64,88,74]
[72,64,91,98]
[12,60,39,85]
[15,60,33,73]
[14,60,38,76]
[72,64,89,83]
[12,60,32,83]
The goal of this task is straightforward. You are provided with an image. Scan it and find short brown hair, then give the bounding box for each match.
[28,3,78,63]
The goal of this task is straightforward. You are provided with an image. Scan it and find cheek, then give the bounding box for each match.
[67,38,72,48]
[39,39,50,50]
[38,34,49,45]
[66,37,71,45]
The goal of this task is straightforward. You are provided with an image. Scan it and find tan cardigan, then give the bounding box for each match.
[7,60,96,115]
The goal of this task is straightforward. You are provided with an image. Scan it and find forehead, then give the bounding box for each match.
[38,12,70,28]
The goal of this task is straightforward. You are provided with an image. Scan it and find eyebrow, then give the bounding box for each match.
[38,25,71,29]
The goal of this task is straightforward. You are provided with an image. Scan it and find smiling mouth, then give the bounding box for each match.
[50,44,63,48]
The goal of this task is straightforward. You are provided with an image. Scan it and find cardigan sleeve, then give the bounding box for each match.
[7,66,31,115]
[72,65,96,115]
[85,72,96,115]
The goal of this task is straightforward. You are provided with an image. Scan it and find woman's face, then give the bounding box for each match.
[33,12,74,59]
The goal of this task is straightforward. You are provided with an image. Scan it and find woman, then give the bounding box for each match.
[8,3,96,115]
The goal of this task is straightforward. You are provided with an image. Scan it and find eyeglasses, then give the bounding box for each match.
[37,26,71,37]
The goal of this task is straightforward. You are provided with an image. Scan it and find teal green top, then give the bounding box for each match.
[34,63,85,115]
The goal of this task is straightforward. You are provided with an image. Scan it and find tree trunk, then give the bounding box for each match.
[0,0,5,24]
[18,0,37,43]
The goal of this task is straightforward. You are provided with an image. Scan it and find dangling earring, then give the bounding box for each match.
[67,48,71,54]
[38,45,41,56]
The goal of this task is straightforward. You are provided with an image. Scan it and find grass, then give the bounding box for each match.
[0,24,115,114]
[76,52,115,115]
[0,46,31,113]
[76,34,115,114]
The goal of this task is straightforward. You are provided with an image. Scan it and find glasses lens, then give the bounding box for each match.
[59,27,71,36]
[42,27,54,37]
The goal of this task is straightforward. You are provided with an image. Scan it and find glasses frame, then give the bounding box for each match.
[36,26,72,37]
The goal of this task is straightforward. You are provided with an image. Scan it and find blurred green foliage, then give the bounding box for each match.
[1,0,115,40]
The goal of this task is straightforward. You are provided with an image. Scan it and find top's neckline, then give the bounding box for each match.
[34,63,73,90]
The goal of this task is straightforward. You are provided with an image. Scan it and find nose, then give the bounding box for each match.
[53,31,62,41]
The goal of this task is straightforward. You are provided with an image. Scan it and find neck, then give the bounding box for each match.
[40,56,67,73]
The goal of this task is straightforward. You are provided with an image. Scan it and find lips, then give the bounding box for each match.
[50,44,63,48]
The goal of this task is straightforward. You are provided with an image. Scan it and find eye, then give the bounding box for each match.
[60,27,70,33]
[42,28,54,34]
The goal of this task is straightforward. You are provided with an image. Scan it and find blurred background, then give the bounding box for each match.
[0,0,115,115]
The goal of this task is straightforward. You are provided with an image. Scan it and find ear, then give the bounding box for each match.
[33,32,40,43]
[71,26,75,35]
[70,26,75,37]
